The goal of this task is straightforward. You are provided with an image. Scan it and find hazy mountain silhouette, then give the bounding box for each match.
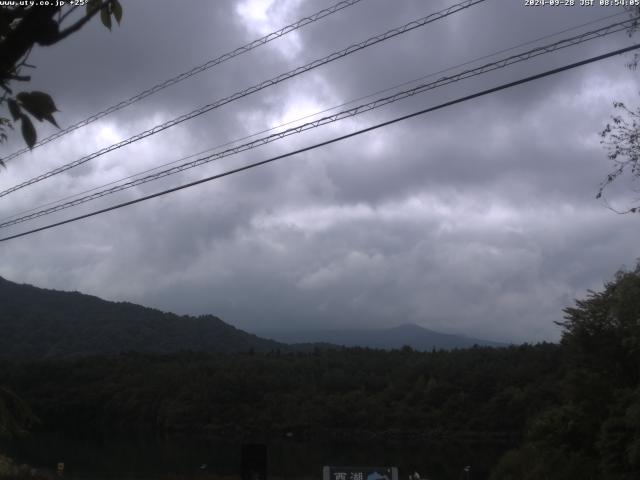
[0,276,503,360]
[259,323,506,350]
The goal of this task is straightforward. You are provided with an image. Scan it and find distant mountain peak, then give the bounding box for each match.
[387,323,434,332]
[260,323,506,351]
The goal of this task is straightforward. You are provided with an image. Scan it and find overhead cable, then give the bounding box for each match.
[1,0,367,163]
[3,8,624,225]
[0,16,634,229]
[0,0,486,199]
[1,43,638,243]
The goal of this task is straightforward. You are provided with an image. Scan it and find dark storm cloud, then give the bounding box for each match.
[0,0,638,343]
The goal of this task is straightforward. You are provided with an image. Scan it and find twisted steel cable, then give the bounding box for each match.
[2,43,639,243]
[0,16,633,229]
[1,0,367,163]
[0,0,486,198]
[2,10,624,225]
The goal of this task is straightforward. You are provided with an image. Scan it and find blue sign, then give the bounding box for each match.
[323,466,398,480]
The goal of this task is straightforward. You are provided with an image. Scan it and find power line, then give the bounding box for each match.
[1,0,367,163]
[1,43,637,244]
[2,10,626,226]
[0,16,633,229]
[0,0,486,199]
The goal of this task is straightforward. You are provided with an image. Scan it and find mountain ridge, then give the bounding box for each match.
[0,276,285,359]
[0,276,505,360]
[259,322,506,350]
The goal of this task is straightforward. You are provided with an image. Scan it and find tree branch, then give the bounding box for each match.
[55,1,111,43]
[58,5,79,25]
[0,2,108,84]
[0,6,59,81]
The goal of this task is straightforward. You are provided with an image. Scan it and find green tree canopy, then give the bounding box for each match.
[558,262,640,385]
[492,262,640,480]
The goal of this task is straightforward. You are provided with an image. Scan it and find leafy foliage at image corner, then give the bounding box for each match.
[0,0,123,158]
[599,101,640,214]
[598,6,640,213]
[4,92,58,152]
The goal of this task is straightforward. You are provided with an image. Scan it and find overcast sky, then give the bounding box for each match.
[0,0,639,343]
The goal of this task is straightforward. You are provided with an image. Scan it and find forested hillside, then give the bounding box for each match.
[0,277,284,359]
[0,277,495,358]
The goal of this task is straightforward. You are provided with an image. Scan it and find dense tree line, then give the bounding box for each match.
[0,344,562,442]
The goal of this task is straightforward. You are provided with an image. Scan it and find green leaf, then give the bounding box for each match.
[16,92,58,121]
[111,0,123,25]
[7,99,20,121]
[20,115,36,149]
[16,91,59,127]
[100,5,112,30]
[20,91,57,112]
[42,112,59,128]
[86,0,101,14]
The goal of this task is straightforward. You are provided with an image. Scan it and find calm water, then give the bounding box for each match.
[2,434,508,480]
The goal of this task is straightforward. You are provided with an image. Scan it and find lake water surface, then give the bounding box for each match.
[2,434,509,480]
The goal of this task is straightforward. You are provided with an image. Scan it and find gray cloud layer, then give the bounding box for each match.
[1,0,638,343]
